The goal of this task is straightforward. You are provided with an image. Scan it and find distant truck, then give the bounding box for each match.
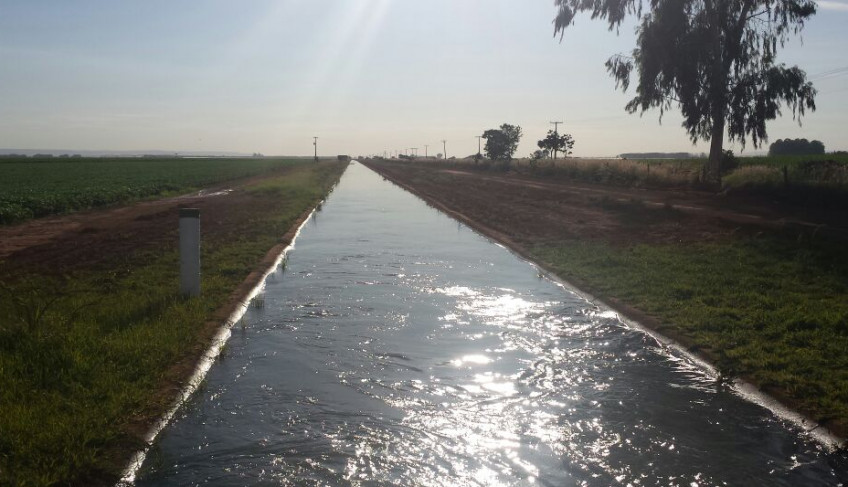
[337,155,351,161]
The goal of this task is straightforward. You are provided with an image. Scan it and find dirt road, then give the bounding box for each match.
[362,160,847,250]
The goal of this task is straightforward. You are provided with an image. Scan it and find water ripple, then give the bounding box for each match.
[137,162,848,487]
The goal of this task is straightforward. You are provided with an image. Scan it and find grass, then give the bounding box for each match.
[723,165,785,190]
[531,234,848,427]
[0,157,302,224]
[723,157,848,206]
[391,152,848,192]
[739,153,848,167]
[0,161,347,486]
[541,157,702,187]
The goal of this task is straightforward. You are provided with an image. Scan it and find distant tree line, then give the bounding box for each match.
[768,138,825,156]
[619,152,697,160]
[0,153,82,159]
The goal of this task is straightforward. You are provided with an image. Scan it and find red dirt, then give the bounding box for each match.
[362,160,848,249]
[0,170,295,276]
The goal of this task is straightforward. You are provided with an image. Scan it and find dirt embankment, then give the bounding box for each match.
[361,160,847,249]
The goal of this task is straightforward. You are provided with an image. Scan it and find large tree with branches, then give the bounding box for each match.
[553,0,817,183]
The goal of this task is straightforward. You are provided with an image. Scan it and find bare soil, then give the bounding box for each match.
[362,159,848,250]
[0,170,295,276]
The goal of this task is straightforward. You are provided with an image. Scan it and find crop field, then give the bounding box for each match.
[740,153,848,167]
[0,157,304,224]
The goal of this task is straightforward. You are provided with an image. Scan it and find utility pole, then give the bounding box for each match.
[424,144,429,158]
[313,136,318,162]
[476,135,482,157]
[442,140,447,160]
[411,148,418,158]
[550,121,563,160]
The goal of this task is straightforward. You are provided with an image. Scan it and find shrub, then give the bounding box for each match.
[792,159,848,187]
[721,150,739,174]
[723,165,783,190]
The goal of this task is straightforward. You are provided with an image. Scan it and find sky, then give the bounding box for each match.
[1,0,846,158]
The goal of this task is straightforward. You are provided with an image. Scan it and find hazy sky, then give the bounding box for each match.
[1,1,846,157]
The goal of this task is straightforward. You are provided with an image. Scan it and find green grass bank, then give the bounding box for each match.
[531,234,848,434]
[0,161,347,486]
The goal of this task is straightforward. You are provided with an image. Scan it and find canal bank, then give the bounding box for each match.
[0,161,348,487]
[119,190,332,485]
[134,162,848,486]
[361,158,848,445]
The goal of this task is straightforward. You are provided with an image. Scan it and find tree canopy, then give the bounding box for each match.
[482,124,523,162]
[538,130,575,159]
[554,0,817,182]
[768,138,825,155]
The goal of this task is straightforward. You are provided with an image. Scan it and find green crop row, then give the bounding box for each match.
[0,157,303,224]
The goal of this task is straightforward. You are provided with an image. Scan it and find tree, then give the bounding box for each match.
[768,138,825,155]
[482,124,523,163]
[553,0,817,183]
[529,149,548,168]
[537,130,575,159]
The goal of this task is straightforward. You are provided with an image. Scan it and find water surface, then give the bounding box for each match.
[138,162,847,486]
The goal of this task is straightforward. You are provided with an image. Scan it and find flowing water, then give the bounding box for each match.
[136,162,847,486]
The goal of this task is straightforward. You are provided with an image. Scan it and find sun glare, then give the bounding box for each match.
[290,0,392,121]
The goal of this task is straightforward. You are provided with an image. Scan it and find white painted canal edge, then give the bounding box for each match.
[494,241,847,452]
[373,165,847,452]
[117,203,323,486]
[118,165,844,486]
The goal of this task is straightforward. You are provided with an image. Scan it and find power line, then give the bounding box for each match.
[550,121,564,134]
[811,65,848,80]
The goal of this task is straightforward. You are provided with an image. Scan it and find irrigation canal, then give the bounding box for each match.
[136,162,847,486]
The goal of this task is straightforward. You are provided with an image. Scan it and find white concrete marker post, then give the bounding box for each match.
[179,208,201,297]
